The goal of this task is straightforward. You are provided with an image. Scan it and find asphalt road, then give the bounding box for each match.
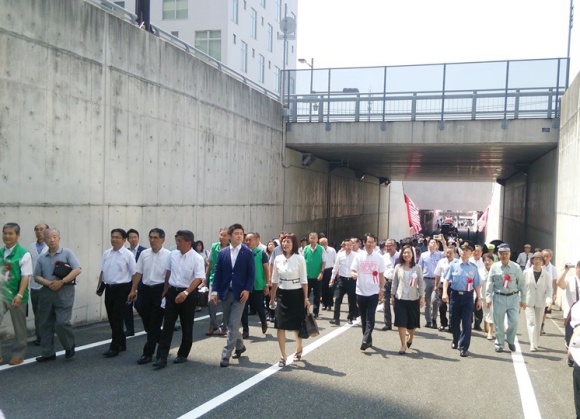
[0,302,575,418]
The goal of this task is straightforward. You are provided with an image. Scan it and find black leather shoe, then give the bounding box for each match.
[35,354,57,362]
[33,339,41,346]
[425,322,432,328]
[473,325,482,331]
[118,346,127,352]
[460,349,468,357]
[152,359,167,368]
[232,346,246,359]
[347,319,353,325]
[508,343,516,352]
[329,319,340,325]
[568,358,575,367]
[125,330,135,337]
[137,355,152,365]
[103,349,119,358]
[261,322,268,334]
[220,358,230,367]
[313,313,318,319]
[381,325,392,331]
[65,344,76,359]
[451,342,458,350]
[495,346,503,353]
[438,325,446,331]
[173,356,187,364]
[360,342,371,351]
[242,331,249,339]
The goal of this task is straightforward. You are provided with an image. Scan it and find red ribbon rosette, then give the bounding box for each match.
[503,274,511,288]
[467,277,474,292]
[372,270,378,284]
[4,263,10,272]
[54,260,60,266]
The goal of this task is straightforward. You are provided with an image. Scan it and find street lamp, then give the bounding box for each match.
[298,58,314,94]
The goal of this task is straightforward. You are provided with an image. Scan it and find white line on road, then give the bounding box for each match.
[510,326,541,418]
[0,313,216,372]
[179,320,360,419]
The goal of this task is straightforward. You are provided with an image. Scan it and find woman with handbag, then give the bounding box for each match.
[270,233,309,367]
[392,245,425,355]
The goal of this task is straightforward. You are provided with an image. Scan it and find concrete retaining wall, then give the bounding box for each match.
[0,0,387,337]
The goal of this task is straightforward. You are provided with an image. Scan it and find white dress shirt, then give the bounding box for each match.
[28,241,48,290]
[101,247,136,284]
[136,248,171,286]
[230,243,241,268]
[332,250,356,279]
[272,254,308,290]
[324,246,337,269]
[382,251,399,281]
[167,249,205,288]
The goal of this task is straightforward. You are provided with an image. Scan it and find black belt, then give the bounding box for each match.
[451,290,473,296]
[424,277,435,280]
[105,282,131,288]
[280,278,301,284]
[339,276,355,280]
[142,283,165,288]
[169,286,188,292]
[495,291,519,296]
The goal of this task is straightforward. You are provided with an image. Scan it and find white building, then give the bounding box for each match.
[114,0,297,94]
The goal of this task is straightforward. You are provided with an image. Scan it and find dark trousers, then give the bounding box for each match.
[473,305,483,328]
[573,364,580,418]
[136,283,164,357]
[156,287,197,360]
[124,301,135,334]
[438,285,449,327]
[30,288,42,341]
[321,268,334,309]
[449,290,474,350]
[567,322,574,347]
[383,281,392,327]
[357,294,378,345]
[104,282,132,351]
[242,290,267,332]
[333,277,357,321]
[307,277,321,315]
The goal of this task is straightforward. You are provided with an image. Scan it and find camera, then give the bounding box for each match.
[434,234,441,240]
[565,263,576,269]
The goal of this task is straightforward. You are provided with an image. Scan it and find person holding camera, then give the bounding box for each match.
[558,261,580,365]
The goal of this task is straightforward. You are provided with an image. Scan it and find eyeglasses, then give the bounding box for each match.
[149,236,161,240]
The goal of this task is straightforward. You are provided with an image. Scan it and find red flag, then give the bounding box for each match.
[404,194,422,234]
[477,207,489,232]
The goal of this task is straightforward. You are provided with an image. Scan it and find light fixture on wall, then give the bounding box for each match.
[355,171,365,181]
[379,177,391,187]
[301,153,316,167]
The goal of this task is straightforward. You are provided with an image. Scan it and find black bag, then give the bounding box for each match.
[299,319,309,339]
[197,289,209,307]
[53,261,73,281]
[305,311,319,337]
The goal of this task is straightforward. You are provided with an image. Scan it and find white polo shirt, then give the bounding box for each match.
[167,249,205,288]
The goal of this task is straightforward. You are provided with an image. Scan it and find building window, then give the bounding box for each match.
[231,0,238,24]
[274,66,280,92]
[251,8,257,39]
[241,41,248,73]
[195,30,222,61]
[267,24,273,52]
[114,1,125,7]
[163,0,188,19]
[259,55,265,83]
[171,31,179,37]
[275,0,281,22]
[260,0,266,7]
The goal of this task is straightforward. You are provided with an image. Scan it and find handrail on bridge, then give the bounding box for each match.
[88,0,281,102]
[284,58,568,125]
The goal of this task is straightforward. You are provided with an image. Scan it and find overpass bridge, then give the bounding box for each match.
[284,58,567,181]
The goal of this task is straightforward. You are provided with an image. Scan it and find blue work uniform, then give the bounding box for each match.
[445,259,481,351]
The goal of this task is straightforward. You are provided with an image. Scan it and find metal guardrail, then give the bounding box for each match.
[285,58,568,124]
[88,0,281,102]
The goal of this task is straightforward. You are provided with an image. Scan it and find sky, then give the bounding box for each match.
[296,0,579,80]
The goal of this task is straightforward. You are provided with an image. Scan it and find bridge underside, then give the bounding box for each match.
[286,119,558,181]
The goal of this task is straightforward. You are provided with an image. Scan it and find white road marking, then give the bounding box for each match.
[509,319,541,419]
[0,313,216,372]
[179,319,360,419]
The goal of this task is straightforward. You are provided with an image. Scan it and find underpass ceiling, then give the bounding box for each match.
[286,121,559,181]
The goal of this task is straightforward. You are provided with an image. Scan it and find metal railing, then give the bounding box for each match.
[285,58,568,124]
[88,0,281,101]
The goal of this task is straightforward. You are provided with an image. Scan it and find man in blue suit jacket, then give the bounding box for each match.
[211,223,255,367]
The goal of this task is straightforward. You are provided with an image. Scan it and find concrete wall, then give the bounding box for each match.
[0,0,387,337]
[501,149,557,253]
[556,70,580,269]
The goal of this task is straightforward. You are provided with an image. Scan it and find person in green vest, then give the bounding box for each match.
[0,222,33,365]
[204,227,230,336]
[241,232,269,338]
[303,232,327,318]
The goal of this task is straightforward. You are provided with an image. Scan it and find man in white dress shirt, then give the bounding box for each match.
[319,237,337,311]
[28,223,49,345]
[329,240,357,325]
[153,230,205,368]
[128,228,171,365]
[381,239,399,331]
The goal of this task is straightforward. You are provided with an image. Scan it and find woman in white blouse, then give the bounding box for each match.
[524,251,552,351]
[391,245,425,355]
[480,254,495,340]
[270,233,309,367]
